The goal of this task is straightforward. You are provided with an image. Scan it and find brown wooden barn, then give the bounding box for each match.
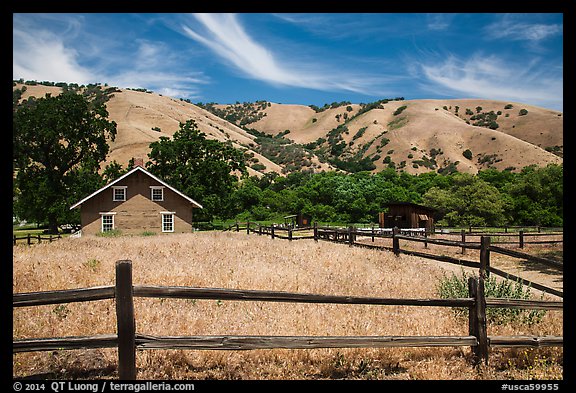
[70,165,202,235]
[378,202,435,231]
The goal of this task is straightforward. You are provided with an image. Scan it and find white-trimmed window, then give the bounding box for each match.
[100,212,116,232]
[161,212,175,233]
[150,186,165,201]
[112,186,127,201]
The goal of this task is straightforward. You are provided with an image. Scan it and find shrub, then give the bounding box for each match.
[436,269,546,325]
[393,105,407,116]
[96,229,123,237]
[504,104,514,109]
[462,149,473,160]
[519,109,528,116]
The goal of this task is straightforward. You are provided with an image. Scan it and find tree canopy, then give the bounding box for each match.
[13,91,117,233]
[146,120,247,220]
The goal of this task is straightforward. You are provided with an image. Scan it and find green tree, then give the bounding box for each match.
[503,164,562,226]
[13,92,117,233]
[423,173,507,226]
[146,120,247,220]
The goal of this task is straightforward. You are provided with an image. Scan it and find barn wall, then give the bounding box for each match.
[80,170,194,235]
[381,204,434,230]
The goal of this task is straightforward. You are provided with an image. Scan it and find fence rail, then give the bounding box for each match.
[234,223,562,298]
[13,260,562,380]
[13,233,62,246]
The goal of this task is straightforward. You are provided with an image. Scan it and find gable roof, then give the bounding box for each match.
[70,166,203,209]
[385,202,436,212]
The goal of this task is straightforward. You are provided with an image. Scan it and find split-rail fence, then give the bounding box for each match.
[13,260,562,380]
[232,222,562,298]
[13,233,62,246]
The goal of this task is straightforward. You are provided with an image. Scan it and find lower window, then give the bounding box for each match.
[162,213,174,233]
[101,214,115,232]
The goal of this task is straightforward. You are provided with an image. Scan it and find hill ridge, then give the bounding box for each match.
[14,81,562,176]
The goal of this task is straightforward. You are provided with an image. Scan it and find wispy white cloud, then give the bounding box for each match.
[484,15,562,42]
[417,53,563,111]
[180,13,398,96]
[13,19,94,84]
[12,14,210,100]
[426,14,455,31]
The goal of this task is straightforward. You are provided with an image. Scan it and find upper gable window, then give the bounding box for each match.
[150,186,165,202]
[112,186,127,201]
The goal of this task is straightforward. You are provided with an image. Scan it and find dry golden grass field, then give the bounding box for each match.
[13,232,562,380]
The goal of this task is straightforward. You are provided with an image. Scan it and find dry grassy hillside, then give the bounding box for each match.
[250,99,562,175]
[15,82,562,176]
[13,232,562,380]
[14,84,283,177]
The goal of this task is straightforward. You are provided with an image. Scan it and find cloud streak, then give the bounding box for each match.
[12,14,210,100]
[417,53,563,111]
[484,15,562,42]
[180,13,397,96]
[13,20,94,84]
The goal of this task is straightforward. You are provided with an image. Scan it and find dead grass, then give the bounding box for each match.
[13,232,562,380]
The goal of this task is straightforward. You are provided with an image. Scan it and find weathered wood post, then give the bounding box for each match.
[519,230,524,249]
[288,227,293,241]
[461,229,466,254]
[115,260,136,380]
[424,230,428,249]
[392,227,400,256]
[37,234,41,244]
[313,222,318,242]
[246,221,250,235]
[235,221,239,232]
[271,225,275,239]
[27,233,31,245]
[13,235,16,246]
[468,276,488,366]
[371,225,375,242]
[348,226,354,246]
[480,236,491,279]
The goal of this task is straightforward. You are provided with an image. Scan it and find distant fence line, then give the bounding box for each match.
[229,222,562,298]
[13,260,563,380]
[13,233,62,246]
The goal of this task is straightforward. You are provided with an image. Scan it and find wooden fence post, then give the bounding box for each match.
[348,226,354,246]
[468,277,488,366]
[271,225,275,240]
[13,235,16,246]
[288,227,293,241]
[115,260,136,380]
[480,236,491,279]
[392,227,400,256]
[246,221,250,235]
[461,230,466,254]
[519,230,524,249]
[371,226,375,243]
[313,222,318,242]
[27,233,31,245]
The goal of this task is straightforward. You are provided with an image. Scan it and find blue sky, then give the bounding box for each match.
[13,13,563,111]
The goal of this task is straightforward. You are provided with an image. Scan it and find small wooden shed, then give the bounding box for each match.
[283,213,312,228]
[378,202,435,231]
[70,165,202,235]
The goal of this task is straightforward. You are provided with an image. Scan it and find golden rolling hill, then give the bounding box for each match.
[15,83,562,176]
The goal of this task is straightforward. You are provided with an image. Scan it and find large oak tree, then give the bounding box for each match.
[146,119,247,220]
[13,91,117,233]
